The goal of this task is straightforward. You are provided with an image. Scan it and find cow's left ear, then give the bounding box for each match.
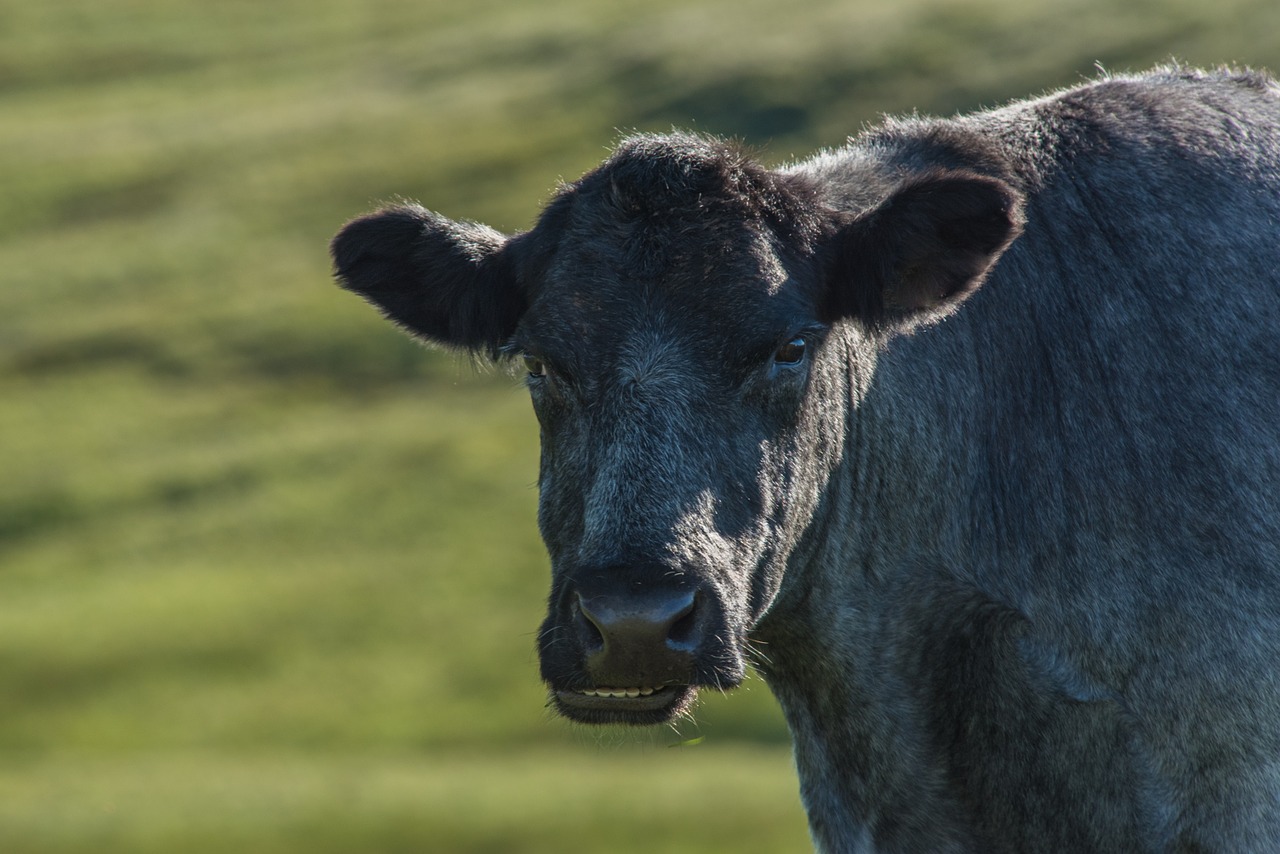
[823,170,1024,333]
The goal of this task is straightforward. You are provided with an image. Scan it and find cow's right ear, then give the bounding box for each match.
[331,204,524,356]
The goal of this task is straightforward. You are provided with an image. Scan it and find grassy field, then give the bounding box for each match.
[2,0,1277,850]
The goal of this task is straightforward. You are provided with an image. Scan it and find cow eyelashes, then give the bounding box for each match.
[773,336,808,366]
[522,353,547,378]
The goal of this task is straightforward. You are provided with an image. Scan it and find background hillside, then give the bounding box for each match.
[2,0,1277,850]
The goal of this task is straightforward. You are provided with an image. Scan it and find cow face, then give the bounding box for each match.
[331,134,1021,725]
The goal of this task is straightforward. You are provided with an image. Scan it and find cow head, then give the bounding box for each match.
[332,134,1022,725]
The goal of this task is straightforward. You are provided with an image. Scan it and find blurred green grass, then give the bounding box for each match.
[1,0,1276,850]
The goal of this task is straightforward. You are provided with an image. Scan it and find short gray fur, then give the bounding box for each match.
[330,67,1280,851]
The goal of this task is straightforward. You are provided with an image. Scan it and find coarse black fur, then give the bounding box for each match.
[331,66,1280,852]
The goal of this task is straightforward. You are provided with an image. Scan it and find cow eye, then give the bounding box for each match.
[522,353,547,378]
[774,336,807,366]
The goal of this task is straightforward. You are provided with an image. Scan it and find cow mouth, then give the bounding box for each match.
[551,684,697,724]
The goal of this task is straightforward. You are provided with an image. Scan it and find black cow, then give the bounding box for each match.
[331,67,1280,851]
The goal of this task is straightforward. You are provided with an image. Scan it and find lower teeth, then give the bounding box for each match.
[580,686,663,698]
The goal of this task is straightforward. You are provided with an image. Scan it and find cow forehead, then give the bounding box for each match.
[524,224,803,370]
[516,134,827,369]
[550,208,785,298]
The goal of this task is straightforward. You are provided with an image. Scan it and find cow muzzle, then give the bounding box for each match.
[540,570,744,725]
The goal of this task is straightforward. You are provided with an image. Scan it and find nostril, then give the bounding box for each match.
[573,594,605,652]
[666,592,700,649]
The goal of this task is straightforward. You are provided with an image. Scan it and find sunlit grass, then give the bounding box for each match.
[0,747,809,854]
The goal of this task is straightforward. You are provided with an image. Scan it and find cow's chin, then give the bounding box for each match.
[549,684,699,726]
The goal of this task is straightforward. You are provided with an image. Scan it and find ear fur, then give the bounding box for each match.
[825,170,1025,332]
[330,204,523,355]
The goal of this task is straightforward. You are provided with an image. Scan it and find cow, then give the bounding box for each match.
[330,66,1280,851]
